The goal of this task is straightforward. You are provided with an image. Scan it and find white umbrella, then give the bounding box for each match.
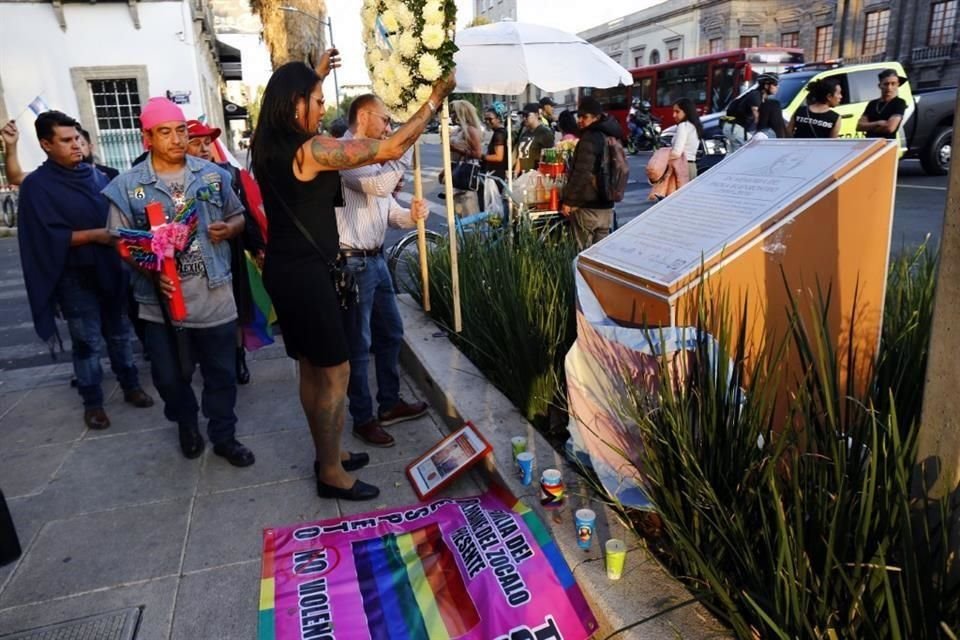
[436,20,632,332]
[453,21,633,94]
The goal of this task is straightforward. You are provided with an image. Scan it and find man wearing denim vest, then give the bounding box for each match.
[103,98,254,467]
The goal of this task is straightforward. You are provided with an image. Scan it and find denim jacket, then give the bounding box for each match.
[103,154,241,305]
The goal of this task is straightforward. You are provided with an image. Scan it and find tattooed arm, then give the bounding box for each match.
[295,72,456,178]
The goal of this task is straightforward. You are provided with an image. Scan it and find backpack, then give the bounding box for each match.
[598,134,630,203]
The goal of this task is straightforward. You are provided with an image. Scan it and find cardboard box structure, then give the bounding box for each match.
[577,138,898,397]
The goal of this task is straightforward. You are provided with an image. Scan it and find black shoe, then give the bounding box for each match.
[123,388,155,408]
[236,347,250,385]
[213,439,255,467]
[316,478,380,501]
[179,424,205,459]
[315,454,370,475]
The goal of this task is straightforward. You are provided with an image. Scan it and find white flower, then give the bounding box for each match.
[394,4,415,29]
[392,61,412,87]
[374,60,394,84]
[421,23,445,50]
[423,1,445,25]
[380,9,399,32]
[415,84,434,106]
[365,47,383,69]
[361,6,377,29]
[397,31,419,57]
[373,78,388,98]
[418,53,443,82]
[381,83,402,107]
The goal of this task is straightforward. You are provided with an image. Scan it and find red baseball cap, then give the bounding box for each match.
[186,119,221,141]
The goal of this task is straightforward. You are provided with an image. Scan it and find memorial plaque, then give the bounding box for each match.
[578,138,898,395]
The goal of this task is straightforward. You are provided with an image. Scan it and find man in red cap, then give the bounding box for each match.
[104,98,255,467]
[184,119,266,385]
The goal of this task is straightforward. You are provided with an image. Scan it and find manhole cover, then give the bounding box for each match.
[0,607,140,640]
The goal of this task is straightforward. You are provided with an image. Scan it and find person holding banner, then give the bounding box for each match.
[17,110,153,430]
[250,54,455,502]
[105,97,255,468]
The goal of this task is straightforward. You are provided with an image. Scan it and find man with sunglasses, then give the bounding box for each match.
[335,94,429,449]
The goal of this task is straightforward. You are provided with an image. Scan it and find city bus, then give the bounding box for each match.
[581,47,805,130]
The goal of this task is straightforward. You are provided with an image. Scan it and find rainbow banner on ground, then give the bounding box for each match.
[258,485,596,640]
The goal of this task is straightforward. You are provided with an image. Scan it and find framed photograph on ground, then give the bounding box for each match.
[406,421,492,500]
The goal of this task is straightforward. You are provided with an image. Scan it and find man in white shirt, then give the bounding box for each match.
[337,94,430,448]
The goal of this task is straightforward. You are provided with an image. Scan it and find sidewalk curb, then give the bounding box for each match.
[397,295,730,640]
[0,226,16,238]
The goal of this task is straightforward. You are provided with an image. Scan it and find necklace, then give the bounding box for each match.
[873,98,896,117]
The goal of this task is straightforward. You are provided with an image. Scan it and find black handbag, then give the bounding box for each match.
[451,160,480,191]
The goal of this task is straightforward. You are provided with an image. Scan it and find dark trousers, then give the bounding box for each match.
[56,267,139,409]
[144,320,238,444]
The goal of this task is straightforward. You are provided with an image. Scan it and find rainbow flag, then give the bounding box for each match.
[259,488,597,640]
[352,524,480,640]
[241,250,275,351]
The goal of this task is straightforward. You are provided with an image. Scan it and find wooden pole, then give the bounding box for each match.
[507,113,514,220]
[413,142,430,312]
[439,99,462,332]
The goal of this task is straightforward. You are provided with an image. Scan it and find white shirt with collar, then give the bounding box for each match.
[335,129,416,251]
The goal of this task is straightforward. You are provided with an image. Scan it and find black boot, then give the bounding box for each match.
[236,346,250,385]
[0,489,22,566]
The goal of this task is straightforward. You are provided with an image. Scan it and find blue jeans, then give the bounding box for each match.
[56,268,139,409]
[341,254,403,425]
[144,320,238,444]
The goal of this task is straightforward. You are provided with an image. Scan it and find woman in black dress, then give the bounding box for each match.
[250,54,455,501]
[788,78,842,139]
[481,103,509,182]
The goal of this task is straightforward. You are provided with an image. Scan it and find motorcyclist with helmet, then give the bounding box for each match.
[721,72,779,151]
[626,98,661,153]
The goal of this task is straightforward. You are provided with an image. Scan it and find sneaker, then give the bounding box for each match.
[123,388,155,408]
[213,439,255,467]
[352,420,395,447]
[83,407,110,430]
[378,400,428,427]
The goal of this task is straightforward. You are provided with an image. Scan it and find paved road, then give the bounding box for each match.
[0,144,948,371]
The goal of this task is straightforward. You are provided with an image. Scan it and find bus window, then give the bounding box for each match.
[582,86,629,111]
[637,77,653,102]
[710,64,737,112]
[656,62,708,107]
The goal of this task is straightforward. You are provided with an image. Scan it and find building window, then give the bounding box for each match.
[929,0,957,45]
[89,78,142,168]
[815,25,834,59]
[781,32,799,48]
[740,35,759,48]
[709,37,723,53]
[668,46,680,60]
[649,49,660,65]
[863,9,890,56]
[632,49,645,67]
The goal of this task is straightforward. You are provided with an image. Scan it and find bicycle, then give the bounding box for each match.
[386,174,565,292]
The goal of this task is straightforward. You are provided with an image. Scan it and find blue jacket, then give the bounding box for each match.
[103,154,240,305]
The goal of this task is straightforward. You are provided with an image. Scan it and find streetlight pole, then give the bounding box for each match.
[279,6,340,112]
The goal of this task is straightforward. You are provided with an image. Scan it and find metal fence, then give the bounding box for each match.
[97,129,143,170]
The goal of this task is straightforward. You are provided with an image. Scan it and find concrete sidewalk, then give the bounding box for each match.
[0,344,483,638]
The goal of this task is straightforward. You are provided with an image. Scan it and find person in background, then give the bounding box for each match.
[857,69,907,140]
[755,99,787,139]
[105,98,254,468]
[557,110,579,142]
[669,98,703,179]
[539,96,557,127]
[448,100,483,216]
[18,111,153,430]
[722,73,779,151]
[336,94,430,449]
[789,78,842,139]
[0,120,26,185]
[561,96,623,249]
[482,102,509,183]
[514,103,554,175]
[250,55,455,502]
[77,127,119,180]
[184,119,267,385]
[328,117,349,139]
